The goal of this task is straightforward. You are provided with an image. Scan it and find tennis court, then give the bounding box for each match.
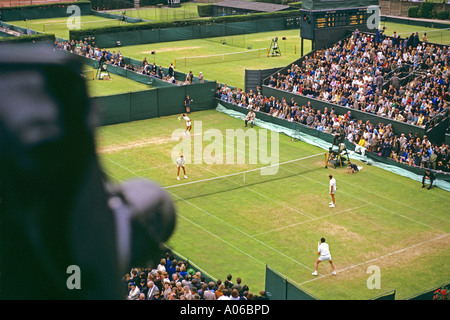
[82,66,153,97]
[9,14,127,40]
[106,2,201,23]
[96,109,450,300]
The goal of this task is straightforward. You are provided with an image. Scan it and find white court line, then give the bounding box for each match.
[252,203,372,237]
[279,160,448,234]
[335,176,450,224]
[163,152,324,189]
[101,130,449,283]
[169,189,314,271]
[297,233,449,286]
[199,165,316,220]
[174,207,267,268]
[100,155,277,269]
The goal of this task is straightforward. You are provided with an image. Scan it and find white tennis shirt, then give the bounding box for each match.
[329,178,337,192]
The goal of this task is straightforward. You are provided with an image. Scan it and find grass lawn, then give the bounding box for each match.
[83,67,152,97]
[105,29,312,90]
[95,109,450,300]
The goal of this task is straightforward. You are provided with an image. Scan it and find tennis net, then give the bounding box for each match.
[175,48,267,67]
[164,152,325,201]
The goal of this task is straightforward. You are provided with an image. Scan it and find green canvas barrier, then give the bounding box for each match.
[405,282,449,300]
[140,29,160,44]
[301,0,379,10]
[265,266,318,300]
[159,26,194,42]
[93,92,131,125]
[0,2,91,21]
[157,86,188,117]
[73,16,302,48]
[185,82,218,112]
[370,290,396,300]
[93,82,217,126]
[130,89,159,121]
[265,266,287,300]
[255,17,286,33]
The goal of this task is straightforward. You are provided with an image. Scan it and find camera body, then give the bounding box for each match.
[0,44,176,299]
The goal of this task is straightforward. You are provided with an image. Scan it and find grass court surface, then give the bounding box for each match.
[95,109,450,300]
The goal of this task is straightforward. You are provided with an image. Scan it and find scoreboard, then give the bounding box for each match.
[313,8,369,28]
[299,7,377,52]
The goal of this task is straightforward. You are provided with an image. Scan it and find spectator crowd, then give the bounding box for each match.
[266,30,448,130]
[216,86,450,174]
[54,39,200,85]
[124,251,268,301]
[216,30,449,174]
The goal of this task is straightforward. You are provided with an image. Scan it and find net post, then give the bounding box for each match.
[325,152,328,168]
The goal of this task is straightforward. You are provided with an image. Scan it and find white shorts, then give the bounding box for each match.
[186,121,191,127]
[319,254,332,262]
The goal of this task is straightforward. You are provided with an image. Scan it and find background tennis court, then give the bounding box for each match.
[9,14,126,40]
[96,109,450,300]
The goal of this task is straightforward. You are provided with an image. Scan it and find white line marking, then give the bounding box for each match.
[297,233,449,286]
[252,204,371,237]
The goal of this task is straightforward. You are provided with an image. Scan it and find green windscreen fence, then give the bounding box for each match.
[370,290,396,300]
[91,81,217,126]
[72,16,299,48]
[301,0,379,10]
[265,265,318,300]
[405,282,450,300]
[0,2,92,21]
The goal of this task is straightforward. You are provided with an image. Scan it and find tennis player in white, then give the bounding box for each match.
[181,114,192,136]
[312,237,336,276]
[329,174,337,207]
[176,155,188,180]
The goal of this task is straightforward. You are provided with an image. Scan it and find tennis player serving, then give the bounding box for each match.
[180,113,192,136]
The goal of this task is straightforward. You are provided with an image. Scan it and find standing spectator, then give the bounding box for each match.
[168,63,174,78]
[198,72,204,83]
[185,95,192,114]
[390,73,400,91]
[413,32,420,48]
